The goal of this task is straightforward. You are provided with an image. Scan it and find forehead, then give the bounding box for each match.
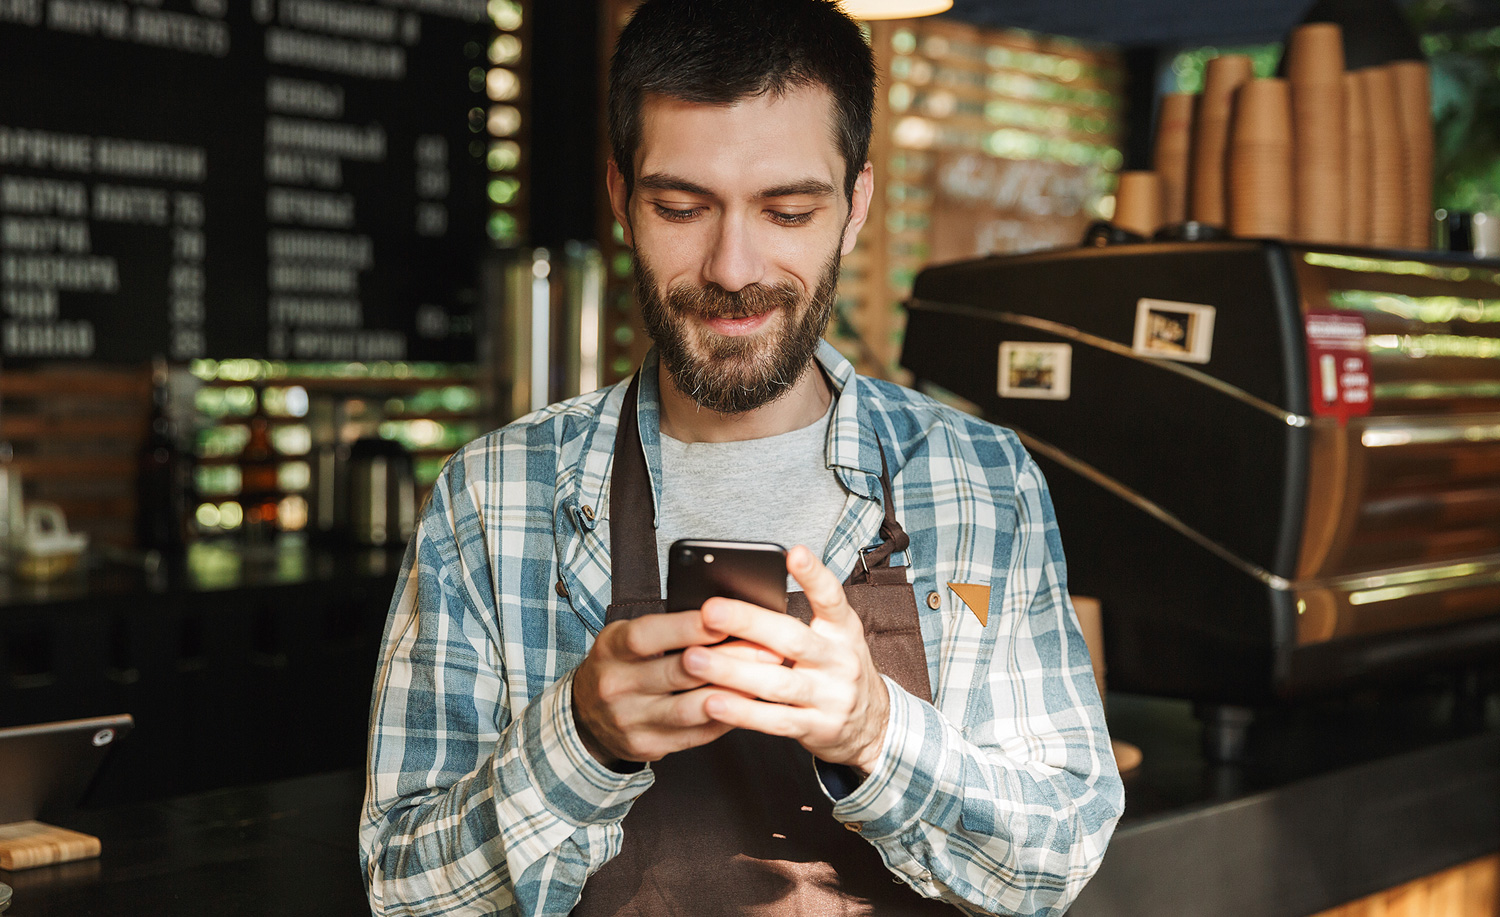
[634,85,844,193]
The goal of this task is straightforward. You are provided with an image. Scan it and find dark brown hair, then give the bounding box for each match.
[608,0,876,202]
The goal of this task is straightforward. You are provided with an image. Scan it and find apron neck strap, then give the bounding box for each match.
[609,372,662,606]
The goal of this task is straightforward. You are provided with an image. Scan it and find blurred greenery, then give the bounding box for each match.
[1418,23,1500,213]
[1168,43,1283,94]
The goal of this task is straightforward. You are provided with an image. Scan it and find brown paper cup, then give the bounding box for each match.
[1190,54,1255,226]
[1114,171,1163,237]
[1361,66,1408,248]
[1233,78,1293,144]
[1285,23,1346,86]
[1229,79,1293,238]
[1343,72,1372,245]
[1153,93,1195,225]
[1391,61,1433,248]
[1292,80,1346,243]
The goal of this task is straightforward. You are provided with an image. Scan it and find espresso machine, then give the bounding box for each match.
[902,240,1500,756]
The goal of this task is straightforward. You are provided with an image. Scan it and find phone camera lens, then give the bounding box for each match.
[703,553,715,564]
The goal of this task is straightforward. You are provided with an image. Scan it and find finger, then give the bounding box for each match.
[634,652,711,695]
[610,610,727,660]
[702,692,813,739]
[787,545,853,626]
[682,644,810,706]
[698,598,830,666]
[615,716,736,762]
[712,639,783,665]
[645,721,736,759]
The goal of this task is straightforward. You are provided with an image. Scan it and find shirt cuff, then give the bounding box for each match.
[515,668,654,826]
[828,674,946,839]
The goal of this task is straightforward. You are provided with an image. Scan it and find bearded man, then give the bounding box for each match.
[360,1,1122,914]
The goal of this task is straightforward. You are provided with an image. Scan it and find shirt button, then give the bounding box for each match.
[844,822,862,833]
[581,505,595,521]
[926,591,941,610]
[555,579,569,598]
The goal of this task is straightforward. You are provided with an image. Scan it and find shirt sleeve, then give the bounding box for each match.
[359,457,653,916]
[829,449,1125,917]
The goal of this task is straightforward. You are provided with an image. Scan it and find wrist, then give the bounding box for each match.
[851,675,892,775]
[570,680,624,769]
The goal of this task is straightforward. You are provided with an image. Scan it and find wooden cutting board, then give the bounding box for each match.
[0,821,101,870]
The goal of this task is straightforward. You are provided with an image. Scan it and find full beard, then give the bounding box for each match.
[635,249,841,415]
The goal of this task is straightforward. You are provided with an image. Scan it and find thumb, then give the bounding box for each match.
[789,545,851,625]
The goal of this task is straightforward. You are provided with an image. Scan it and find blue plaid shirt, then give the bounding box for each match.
[361,342,1122,916]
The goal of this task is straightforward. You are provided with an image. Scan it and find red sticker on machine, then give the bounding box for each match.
[1305,311,1371,423]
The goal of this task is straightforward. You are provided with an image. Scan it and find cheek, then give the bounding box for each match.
[632,224,706,277]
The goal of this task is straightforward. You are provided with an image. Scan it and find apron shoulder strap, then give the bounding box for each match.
[609,373,663,608]
[849,440,910,582]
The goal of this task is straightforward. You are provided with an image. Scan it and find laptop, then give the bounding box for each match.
[0,715,134,825]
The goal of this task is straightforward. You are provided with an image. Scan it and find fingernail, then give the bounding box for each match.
[793,546,813,570]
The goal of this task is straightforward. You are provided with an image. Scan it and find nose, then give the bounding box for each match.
[701,212,766,293]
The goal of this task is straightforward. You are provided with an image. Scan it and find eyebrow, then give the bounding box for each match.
[635,173,836,200]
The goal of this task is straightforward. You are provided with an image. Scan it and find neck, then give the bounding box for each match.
[657,359,832,443]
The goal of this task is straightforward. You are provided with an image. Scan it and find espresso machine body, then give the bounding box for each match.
[903,240,1500,706]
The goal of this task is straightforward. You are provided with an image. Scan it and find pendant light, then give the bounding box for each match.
[839,0,952,21]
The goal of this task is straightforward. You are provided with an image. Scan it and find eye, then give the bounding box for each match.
[653,203,702,222]
[768,210,813,226]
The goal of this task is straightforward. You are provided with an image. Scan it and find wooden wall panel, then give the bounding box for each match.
[1,365,151,548]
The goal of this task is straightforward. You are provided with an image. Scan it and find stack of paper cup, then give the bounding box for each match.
[1342,72,1372,246]
[1361,65,1408,248]
[1152,94,1195,226]
[1390,61,1433,248]
[1285,23,1345,244]
[1228,78,1294,239]
[1114,171,1163,238]
[1190,54,1254,227]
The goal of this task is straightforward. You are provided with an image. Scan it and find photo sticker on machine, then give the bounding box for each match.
[998,342,1072,400]
[1132,298,1216,364]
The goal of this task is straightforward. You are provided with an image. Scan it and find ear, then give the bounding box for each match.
[607,158,634,248]
[840,162,874,256]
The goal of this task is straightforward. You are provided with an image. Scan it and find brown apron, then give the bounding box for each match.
[574,376,957,916]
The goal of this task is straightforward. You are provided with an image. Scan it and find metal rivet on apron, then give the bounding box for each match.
[844,822,863,833]
[581,505,595,520]
[555,579,569,598]
[926,591,941,610]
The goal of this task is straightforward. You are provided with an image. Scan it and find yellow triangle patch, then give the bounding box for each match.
[948,583,991,627]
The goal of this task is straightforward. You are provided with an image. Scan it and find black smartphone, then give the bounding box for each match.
[666,539,788,613]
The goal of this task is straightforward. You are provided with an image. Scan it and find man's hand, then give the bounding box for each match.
[572,611,779,768]
[682,545,891,774]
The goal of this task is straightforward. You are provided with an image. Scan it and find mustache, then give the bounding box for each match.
[664,279,801,321]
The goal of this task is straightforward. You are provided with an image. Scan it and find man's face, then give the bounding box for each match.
[608,85,873,414]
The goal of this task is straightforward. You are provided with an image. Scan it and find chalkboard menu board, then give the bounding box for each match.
[0,0,489,364]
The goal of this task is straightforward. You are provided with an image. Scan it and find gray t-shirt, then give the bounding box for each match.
[656,401,847,594]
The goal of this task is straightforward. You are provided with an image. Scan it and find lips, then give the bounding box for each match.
[700,308,777,337]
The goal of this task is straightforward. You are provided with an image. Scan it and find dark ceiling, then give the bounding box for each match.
[939,0,1500,47]
[941,0,1317,46]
